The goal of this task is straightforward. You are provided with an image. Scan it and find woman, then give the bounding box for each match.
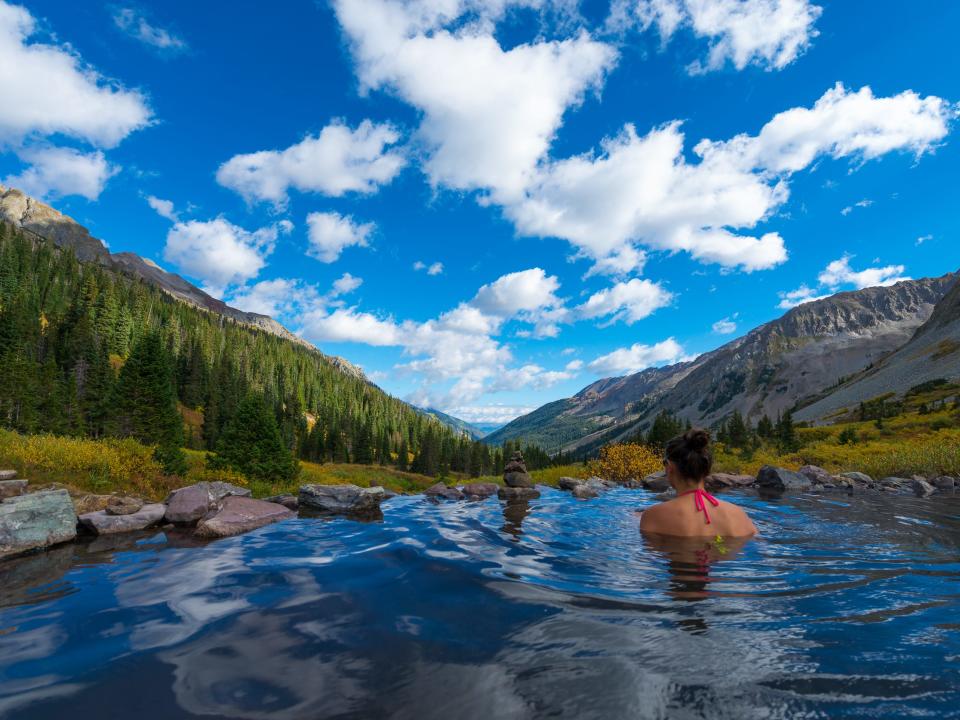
[640,428,757,537]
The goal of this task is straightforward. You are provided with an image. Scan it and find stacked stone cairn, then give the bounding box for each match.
[498,451,540,500]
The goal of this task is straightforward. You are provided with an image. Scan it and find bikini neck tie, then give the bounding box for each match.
[678,488,720,525]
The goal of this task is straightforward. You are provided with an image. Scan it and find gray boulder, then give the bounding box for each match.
[756,465,812,491]
[0,490,77,558]
[912,478,936,497]
[642,470,671,492]
[0,479,28,500]
[932,476,957,490]
[461,483,499,499]
[425,483,464,501]
[621,478,643,489]
[164,482,251,525]
[78,503,165,535]
[880,477,908,489]
[799,465,834,486]
[264,494,299,511]
[0,470,17,481]
[498,486,540,501]
[557,477,584,491]
[194,496,295,538]
[299,484,386,516]
[572,484,598,499]
[73,494,113,515]
[841,471,873,485]
[706,473,754,490]
[503,471,534,489]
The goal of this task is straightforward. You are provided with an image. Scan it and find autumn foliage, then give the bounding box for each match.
[587,442,662,482]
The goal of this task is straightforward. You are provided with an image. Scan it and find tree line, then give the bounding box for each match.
[0,226,520,479]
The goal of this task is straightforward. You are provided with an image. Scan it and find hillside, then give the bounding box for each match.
[796,276,960,421]
[419,408,487,439]
[0,185,480,471]
[490,272,958,452]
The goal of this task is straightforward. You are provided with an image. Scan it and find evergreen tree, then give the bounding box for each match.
[646,410,684,447]
[774,410,799,453]
[209,395,300,482]
[114,331,187,474]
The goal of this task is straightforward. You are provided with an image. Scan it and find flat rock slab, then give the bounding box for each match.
[0,479,28,500]
[0,490,77,559]
[706,473,755,490]
[299,484,385,516]
[498,486,540,501]
[841,471,873,485]
[78,503,165,535]
[165,482,252,525]
[461,483,499,499]
[195,497,294,538]
[105,496,144,516]
[0,470,17,482]
[757,466,812,491]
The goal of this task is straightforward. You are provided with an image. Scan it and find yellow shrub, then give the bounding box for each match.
[587,443,662,482]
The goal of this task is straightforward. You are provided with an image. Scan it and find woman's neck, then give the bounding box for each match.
[673,478,706,493]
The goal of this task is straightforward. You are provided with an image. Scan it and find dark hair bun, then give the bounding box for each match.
[664,427,713,480]
[686,428,710,451]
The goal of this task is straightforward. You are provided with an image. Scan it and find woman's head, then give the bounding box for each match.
[664,428,712,487]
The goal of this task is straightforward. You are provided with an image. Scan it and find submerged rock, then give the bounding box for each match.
[912,478,936,497]
[642,470,671,492]
[299,484,386,516]
[0,490,77,559]
[461,483,499,499]
[78,503,165,535]
[424,483,464,501]
[194,496,294,538]
[572,484,598,499]
[557,477,585,491]
[0,479,27,500]
[498,486,540,501]
[263,494,299,511]
[164,482,251,525]
[756,466,812,491]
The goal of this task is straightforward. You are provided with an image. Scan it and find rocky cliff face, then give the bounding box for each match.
[0,184,367,382]
[491,273,958,451]
[796,274,960,421]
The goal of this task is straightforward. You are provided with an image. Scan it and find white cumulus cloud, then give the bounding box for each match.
[612,0,822,73]
[217,120,405,205]
[577,278,673,325]
[712,316,737,334]
[507,83,953,276]
[306,211,374,263]
[333,0,617,201]
[587,338,686,375]
[163,217,291,297]
[146,195,178,221]
[4,146,116,200]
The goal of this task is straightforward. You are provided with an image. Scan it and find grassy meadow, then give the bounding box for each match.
[1,383,956,501]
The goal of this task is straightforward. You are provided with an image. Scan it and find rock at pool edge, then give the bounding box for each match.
[299,484,386,516]
[0,489,77,559]
[195,496,295,538]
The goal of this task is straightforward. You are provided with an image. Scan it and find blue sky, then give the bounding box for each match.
[1,0,957,427]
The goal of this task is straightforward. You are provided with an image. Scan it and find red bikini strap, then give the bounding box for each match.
[678,488,720,525]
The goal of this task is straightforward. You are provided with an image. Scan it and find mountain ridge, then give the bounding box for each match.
[488,271,959,451]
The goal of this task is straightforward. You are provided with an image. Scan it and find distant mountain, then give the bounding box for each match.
[0,184,366,381]
[419,408,488,439]
[488,272,958,452]
[796,273,960,421]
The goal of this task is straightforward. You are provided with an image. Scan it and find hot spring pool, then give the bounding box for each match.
[1,488,959,719]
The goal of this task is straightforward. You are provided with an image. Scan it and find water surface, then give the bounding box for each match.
[1,488,959,719]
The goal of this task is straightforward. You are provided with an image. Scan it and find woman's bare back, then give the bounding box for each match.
[640,492,757,537]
